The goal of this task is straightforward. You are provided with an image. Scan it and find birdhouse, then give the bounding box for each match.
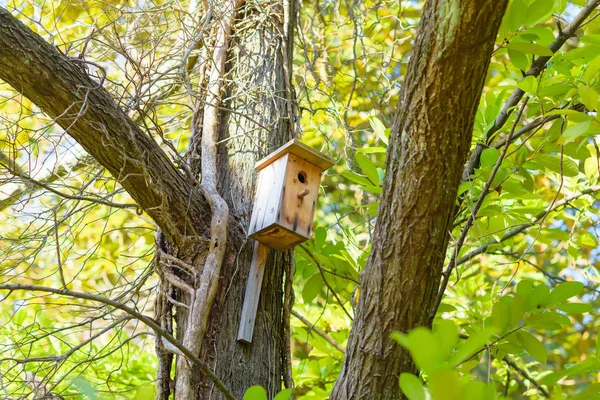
[248,139,334,251]
[238,139,334,344]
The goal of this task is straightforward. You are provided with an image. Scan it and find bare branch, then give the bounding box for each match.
[0,284,236,400]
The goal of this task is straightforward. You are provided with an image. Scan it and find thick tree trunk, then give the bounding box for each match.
[173,2,295,398]
[0,3,294,399]
[331,1,509,399]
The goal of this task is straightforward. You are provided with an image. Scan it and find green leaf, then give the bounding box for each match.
[517,75,538,94]
[369,117,389,145]
[341,171,372,186]
[526,0,554,25]
[517,331,548,363]
[507,42,553,56]
[511,294,527,325]
[273,389,292,400]
[463,381,496,400]
[403,328,443,374]
[540,369,569,386]
[517,280,534,297]
[525,312,571,328]
[528,284,551,309]
[480,148,500,168]
[559,120,592,144]
[534,153,579,177]
[508,0,528,30]
[243,386,268,400]
[597,335,600,358]
[435,319,459,358]
[579,84,599,111]
[302,273,323,304]
[314,226,327,249]
[492,301,510,333]
[362,185,382,195]
[584,57,600,84]
[429,370,462,400]
[399,373,426,400]
[377,167,385,184]
[508,48,529,71]
[556,303,592,314]
[581,34,600,46]
[549,281,584,304]
[449,327,495,367]
[355,153,380,185]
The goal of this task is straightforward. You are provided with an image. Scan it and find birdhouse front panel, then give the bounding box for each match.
[277,153,322,239]
[248,140,334,251]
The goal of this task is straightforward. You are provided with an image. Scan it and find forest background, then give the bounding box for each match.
[1,0,600,399]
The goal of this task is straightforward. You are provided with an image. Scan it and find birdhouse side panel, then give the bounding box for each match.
[277,154,322,240]
[248,155,288,236]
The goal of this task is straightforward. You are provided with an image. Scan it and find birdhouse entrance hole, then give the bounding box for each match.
[298,171,307,184]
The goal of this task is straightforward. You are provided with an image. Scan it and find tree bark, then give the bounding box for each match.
[331,1,509,399]
[193,2,295,396]
[0,3,294,399]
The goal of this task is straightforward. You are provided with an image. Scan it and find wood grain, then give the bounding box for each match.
[255,139,334,171]
[237,241,269,344]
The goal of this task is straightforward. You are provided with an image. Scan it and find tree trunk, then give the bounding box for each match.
[0,2,295,398]
[331,1,509,399]
[170,2,296,398]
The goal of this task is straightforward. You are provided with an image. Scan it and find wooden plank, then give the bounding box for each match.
[278,153,322,238]
[250,223,307,251]
[237,241,269,344]
[248,155,286,235]
[255,139,335,172]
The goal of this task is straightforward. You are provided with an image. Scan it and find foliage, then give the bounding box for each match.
[0,0,600,398]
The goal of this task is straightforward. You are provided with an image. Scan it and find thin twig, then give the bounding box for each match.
[291,310,345,354]
[432,99,529,321]
[299,244,353,320]
[52,209,67,290]
[503,356,550,398]
[0,284,236,400]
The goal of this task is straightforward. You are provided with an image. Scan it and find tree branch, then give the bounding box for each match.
[0,8,211,250]
[291,310,345,354]
[0,284,235,400]
[503,356,550,398]
[299,244,353,320]
[462,0,600,181]
[455,186,600,267]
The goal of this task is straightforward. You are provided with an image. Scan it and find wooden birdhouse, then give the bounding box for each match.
[247,139,334,251]
[237,139,333,344]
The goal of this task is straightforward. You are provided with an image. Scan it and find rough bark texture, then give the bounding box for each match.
[331,1,509,399]
[194,3,295,396]
[0,3,293,399]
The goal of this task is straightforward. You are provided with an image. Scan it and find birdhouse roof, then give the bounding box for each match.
[255,139,335,172]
